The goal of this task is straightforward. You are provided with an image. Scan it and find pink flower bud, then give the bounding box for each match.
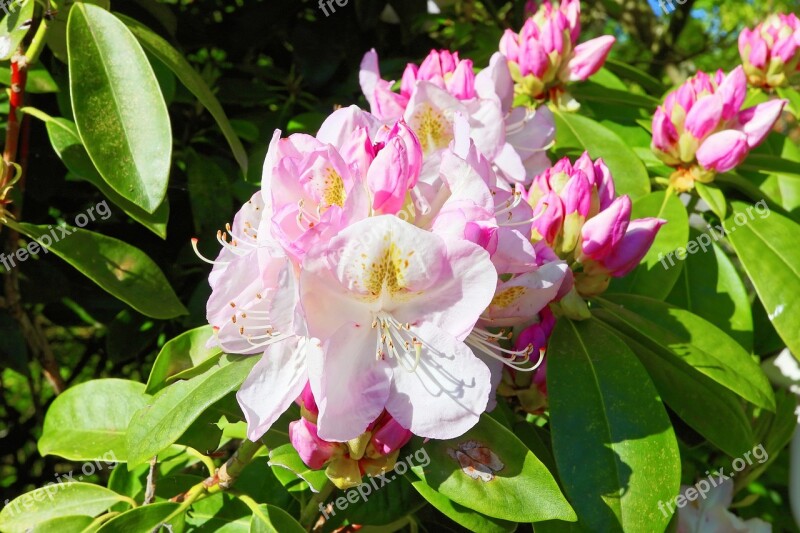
[289,418,339,470]
[371,416,413,456]
[601,218,666,277]
[567,35,616,81]
[579,195,631,262]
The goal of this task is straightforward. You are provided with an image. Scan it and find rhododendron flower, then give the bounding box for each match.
[739,13,800,89]
[199,105,571,454]
[499,0,615,105]
[526,153,665,308]
[360,48,555,185]
[676,478,770,533]
[651,66,787,191]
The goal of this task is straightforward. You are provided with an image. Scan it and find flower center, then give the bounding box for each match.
[372,312,422,372]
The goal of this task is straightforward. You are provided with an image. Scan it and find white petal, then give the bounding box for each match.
[309,325,392,441]
[386,322,491,439]
[236,336,316,441]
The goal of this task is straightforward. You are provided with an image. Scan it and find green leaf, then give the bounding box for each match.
[609,191,689,299]
[777,87,800,118]
[739,153,800,179]
[595,294,775,411]
[603,58,667,96]
[39,379,149,461]
[547,318,680,532]
[249,504,305,533]
[67,3,171,213]
[117,14,248,175]
[45,0,110,63]
[40,114,169,238]
[145,325,220,394]
[185,493,251,531]
[0,0,34,61]
[27,515,94,533]
[323,473,424,529]
[407,474,516,532]
[694,182,727,220]
[592,316,755,457]
[410,415,575,523]
[727,201,800,359]
[571,82,659,110]
[553,110,650,201]
[0,483,127,533]
[126,354,257,467]
[268,443,330,493]
[5,221,186,319]
[96,502,182,532]
[666,229,753,350]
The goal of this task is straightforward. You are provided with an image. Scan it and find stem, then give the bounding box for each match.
[165,439,265,521]
[299,481,334,528]
[25,18,48,66]
[144,455,158,505]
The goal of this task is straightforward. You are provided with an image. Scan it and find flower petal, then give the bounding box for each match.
[386,322,491,439]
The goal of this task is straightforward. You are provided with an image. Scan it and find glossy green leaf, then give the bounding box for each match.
[410,414,575,523]
[96,502,182,532]
[28,515,94,533]
[571,82,659,110]
[249,504,306,533]
[6,221,186,319]
[553,110,650,201]
[126,354,257,467]
[0,483,127,533]
[777,86,800,118]
[45,0,110,63]
[39,379,149,461]
[694,182,727,220]
[666,229,753,350]
[187,152,234,239]
[68,3,171,213]
[609,191,689,299]
[145,326,220,394]
[727,201,800,359]
[548,318,680,532]
[117,14,248,175]
[0,0,34,61]
[592,315,754,457]
[268,443,330,493]
[603,58,666,95]
[40,114,169,238]
[595,294,774,411]
[185,493,251,531]
[323,473,424,529]
[407,474,516,532]
[739,153,800,179]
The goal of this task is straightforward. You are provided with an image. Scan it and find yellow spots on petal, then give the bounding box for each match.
[409,104,453,154]
[321,167,346,208]
[365,242,408,298]
[491,286,526,308]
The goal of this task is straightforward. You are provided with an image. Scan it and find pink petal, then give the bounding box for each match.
[716,66,746,121]
[684,93,723,140]
[289,418,339,469]
[567,35,615,81]
[696,130,750,173]
[603,218,666,277]
[579,195,631,262]
[736,99,787,148]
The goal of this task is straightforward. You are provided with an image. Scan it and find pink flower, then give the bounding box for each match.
[299,215,496,441]
[739,13,800,88]
[360,48,556,186]
[499,0,615,101]
[651,67,787,189]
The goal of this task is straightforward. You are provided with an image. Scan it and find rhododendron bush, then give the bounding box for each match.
[2,1,800,532]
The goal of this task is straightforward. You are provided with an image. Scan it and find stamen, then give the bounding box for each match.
[191,238,229,265]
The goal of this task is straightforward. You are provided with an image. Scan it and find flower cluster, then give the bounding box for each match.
[360,48,555,186]
[199,105,579,488]
[739,13,800,89]
[499,0,615,106]
[651,67,786,191]
[198,8,658,490]
[526,153,665,310]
